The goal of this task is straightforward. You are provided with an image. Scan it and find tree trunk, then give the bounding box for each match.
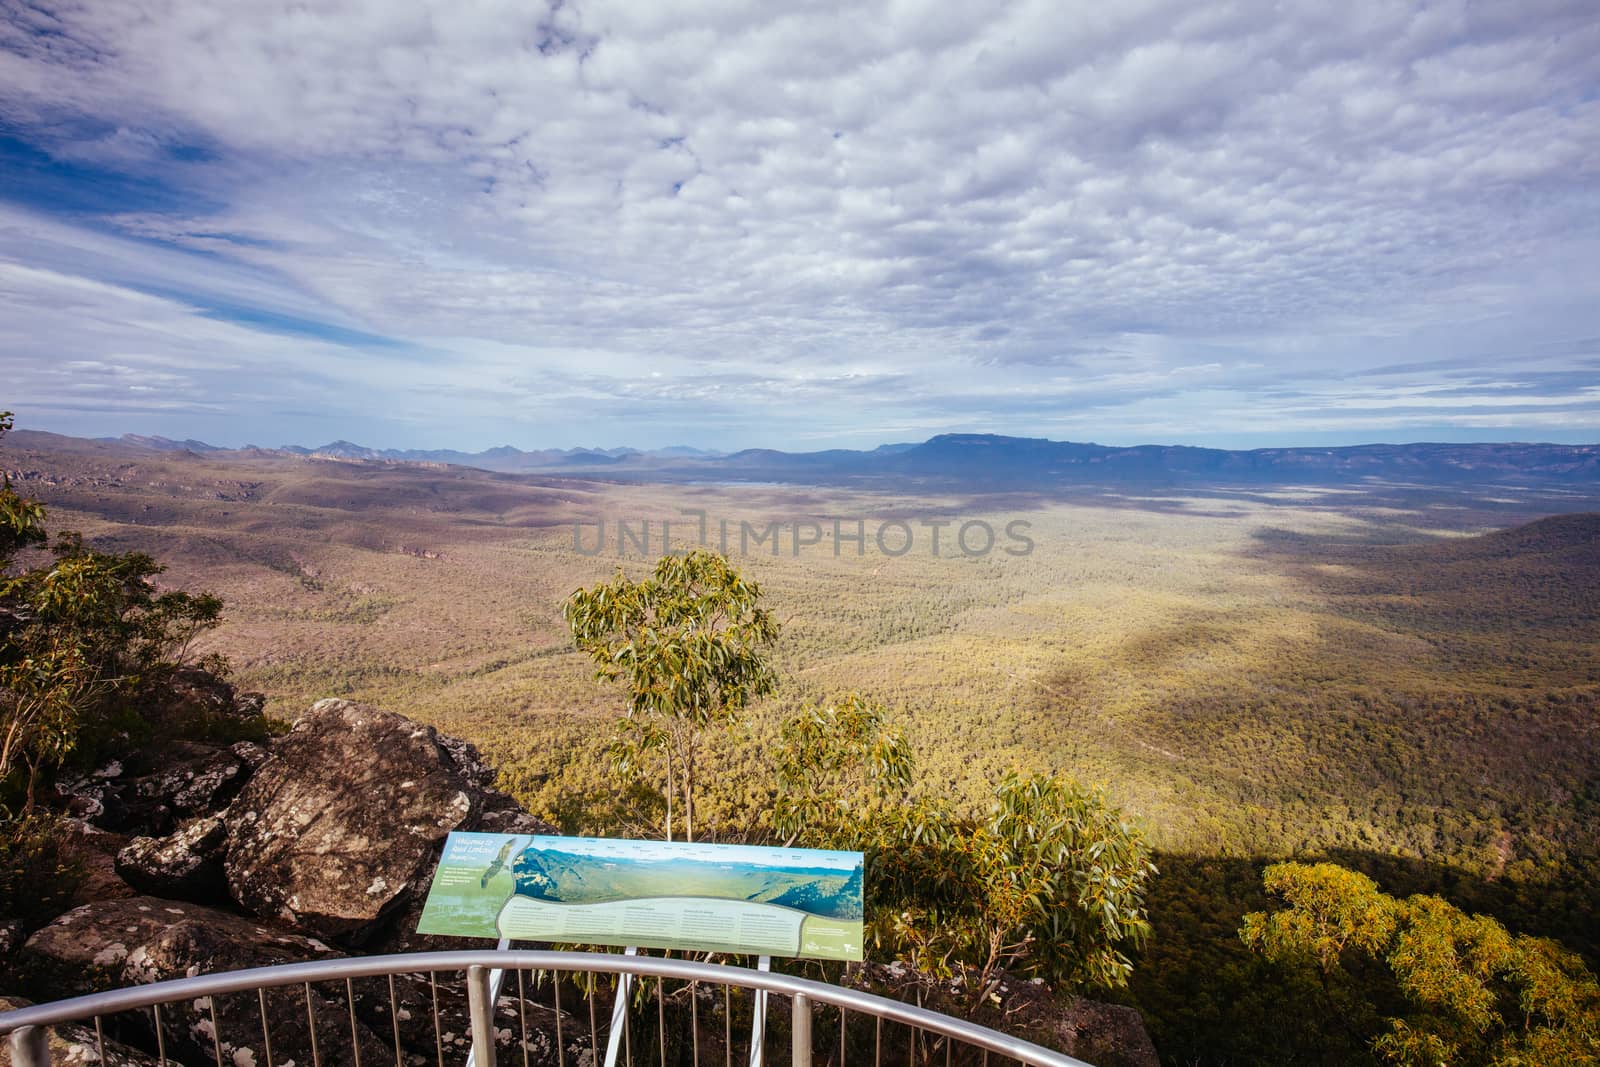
[684,735,696,842]
[663,742,675,842]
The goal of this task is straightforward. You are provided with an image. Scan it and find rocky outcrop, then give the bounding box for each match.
[0,996,162,1065]
[4,690,572,1063]
[144,667,267,738]
[221,698,551,944]
[53,821,139,910]
[12,897,585,1067]
[18,897,338,998]
[114,816,227,902]
[56,741,255,838]
[1056,999,1161,1067]
[16,897,389,1066]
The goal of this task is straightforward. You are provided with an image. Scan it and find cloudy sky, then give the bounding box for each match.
[2,0,1597,451]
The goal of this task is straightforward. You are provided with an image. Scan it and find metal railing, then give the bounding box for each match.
[0,950,1096,1067]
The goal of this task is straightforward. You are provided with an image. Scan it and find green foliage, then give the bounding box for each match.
[1241,862,1401,974]
[861,773,1157,999]
[773,693,913,847]
[1242,862,1600,1066]
[564,550,779,840]
[0,413,226,807]
[769,696,1157,999]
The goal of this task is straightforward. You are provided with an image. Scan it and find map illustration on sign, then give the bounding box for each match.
[417,834,865,961]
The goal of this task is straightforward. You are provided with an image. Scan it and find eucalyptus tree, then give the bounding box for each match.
[1243,862,1600,1065]
[564,550,779,841]
[773,693,914,848]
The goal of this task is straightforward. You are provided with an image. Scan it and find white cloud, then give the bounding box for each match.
[0,0,1597,447]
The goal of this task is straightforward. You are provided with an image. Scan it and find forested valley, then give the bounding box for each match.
[4,427,1597,1065]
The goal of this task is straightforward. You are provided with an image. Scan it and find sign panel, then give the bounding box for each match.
[416,833,865,961]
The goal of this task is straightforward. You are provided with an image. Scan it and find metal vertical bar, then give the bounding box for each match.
[839,1006,846,1067]
[724,987,731,1067]
[8,1025,48,1067]
[589,978,600,1067]
[791,993,811,1067]
[554,970,567,1067]
[873,1017,880,1067]
[517,968,531,1067]
[304,983,322,1067]
[690,981,700,1067]
[347,977,364,1067]
[153,1004,169,1062]
[656,977,667,1067]
[469,937,513,1067]
[468,964,499,1067]
[207,997,224,1066]
[431,972,444,1067]
[153,1002,168,1065]
[95,1014,109,1066]
[387,974,402,1067]
[258,986,277,1067]
[603,947,637,1067]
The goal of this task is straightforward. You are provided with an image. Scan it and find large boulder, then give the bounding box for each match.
[222,699,523,943]
[16,897,389,1066]
[1056,999,1162,1067]
[114,816,228,903]
[18,897,340,999]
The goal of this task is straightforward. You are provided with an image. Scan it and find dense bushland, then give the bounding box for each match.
[6,424,1598,1064]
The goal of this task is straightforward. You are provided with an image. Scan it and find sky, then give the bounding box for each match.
[1,0,1598,453]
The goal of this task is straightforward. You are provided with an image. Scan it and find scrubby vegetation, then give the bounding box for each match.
[0,412,235,808]
[3,423,1597,1064]
[0,411,254,924]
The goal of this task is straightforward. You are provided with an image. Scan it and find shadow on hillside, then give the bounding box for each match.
[1244,512,1600,657]
[676,479,1600,532]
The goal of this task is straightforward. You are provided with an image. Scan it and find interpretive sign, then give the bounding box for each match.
[416,833,865,961]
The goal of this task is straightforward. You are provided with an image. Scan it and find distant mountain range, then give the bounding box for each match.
[11,430,1591,489]
[106,434,725,469]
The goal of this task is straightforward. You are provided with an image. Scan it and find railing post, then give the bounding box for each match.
[10,1024,49,1066]
[467,964,498,1067]
[791,993,811,1067]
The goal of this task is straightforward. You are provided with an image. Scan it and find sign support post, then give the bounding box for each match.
[603,946,640,1067]
[466,936,512,1067]
[748,956,771,1067]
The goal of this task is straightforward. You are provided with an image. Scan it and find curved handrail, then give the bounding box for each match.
[0,949,1095,1067]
